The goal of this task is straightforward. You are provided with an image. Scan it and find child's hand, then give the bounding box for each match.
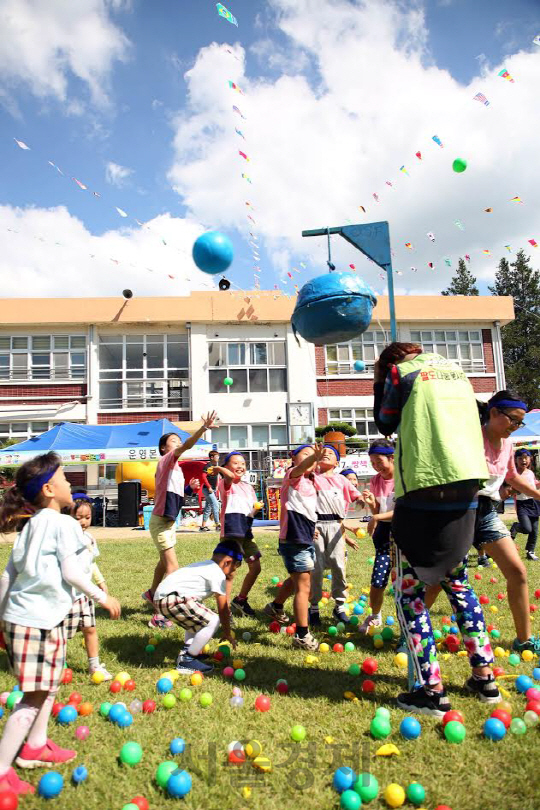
[345,536,359,551]
[313,442,326,461]
[98,582,109,594]
[362,491,377,509]
[222,632,237,649]
[103,595,121,619]
[201,411,218,430]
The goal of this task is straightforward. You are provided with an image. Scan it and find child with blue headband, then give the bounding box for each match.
[510,448,540,561]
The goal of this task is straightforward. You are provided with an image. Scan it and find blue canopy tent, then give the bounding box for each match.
[512,411,540,450]
[0,419,211,466]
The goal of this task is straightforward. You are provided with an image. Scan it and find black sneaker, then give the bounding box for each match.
[231,596,256,618]
[477,554,490,567]
[308,607,321,626]
[464,674,501,704]
[176,653,214,675]
[396,686,451,718]
[199,526,210,532]
[333,607,350,624]
[526,551,539,561]
[510,523,518,540]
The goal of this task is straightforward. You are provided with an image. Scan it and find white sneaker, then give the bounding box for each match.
[89,664,113,681]
[292,632,319,651]
[359,614,382,635]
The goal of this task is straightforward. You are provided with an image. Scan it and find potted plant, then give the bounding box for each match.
[315,421,357,457]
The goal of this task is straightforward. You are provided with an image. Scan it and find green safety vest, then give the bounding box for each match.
[393,353,488,498]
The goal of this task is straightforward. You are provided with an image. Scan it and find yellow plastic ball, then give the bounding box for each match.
[356,528,367,539]
[394,653,408,669]
[245,740,262,758]
[319,643,330,653]
[252,755,271,773]
[91,671,105,685]
[241,786,252,800]
[384,783,406,808]
[115,671,131,686]
[148,637,159,646]
[232,659,244,669]
[522,649,534,662]
[305,654,318,666]
[499,700,513,715]
[494,646,505,658]
[368,624,379,637]
[504,649,510,657]
[318,601,325,609]
[457,650,468,657]
[490,606,498,614]
[321,597,329,605]
[202,644,210,654]
[362,588,370,595]
[191,673,203,687]
[168,670,180,682]
[374,638,384,649]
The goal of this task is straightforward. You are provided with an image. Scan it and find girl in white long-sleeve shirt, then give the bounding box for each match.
[0,452,121,797]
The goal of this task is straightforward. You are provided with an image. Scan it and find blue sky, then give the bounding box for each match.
[1,0,539,297]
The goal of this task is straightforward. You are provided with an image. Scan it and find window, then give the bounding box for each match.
[0,335,86,381]
[328,408,380,439]
[0,421,81,442]
[212,424,287,449]
[410,330,485,372]
[98,334,189,410]
[325,331,386,375]
[208,341,287,393]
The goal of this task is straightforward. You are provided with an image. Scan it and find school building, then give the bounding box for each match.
[0,291,514,488]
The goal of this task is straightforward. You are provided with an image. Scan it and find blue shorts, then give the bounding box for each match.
[473,497,509,548]
[278,542,315,574]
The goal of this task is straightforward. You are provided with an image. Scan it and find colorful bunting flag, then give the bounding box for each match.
[228,81,244,94]
[528,239,538,248]
[510,196,523,204]
[216,3,238,26]
[415,151,422,160]
[498,68,515,83]
[473,92,490,106]
[232,105,246,119]
[238,150,249,161]
[432,135,443,148]
[399,166,409,176]
[235,127,245,139]
[72,178,87,190]
[504,245,512,252]
[14,138,30,150]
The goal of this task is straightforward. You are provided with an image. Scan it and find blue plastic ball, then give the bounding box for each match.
[516,675,534,693]
[449,626,459,635]
[386,616,395,626]
[353,360,366,372]
[292,273,377,346]
[484,718,506,741]
[333,766,356,793]
[116,711,133,728]
[533,667,540,681]
[157,677,173,694]
[57,705,77,725]
[192,231,234,275]
[353,605,363,615]
[108,704,126,724]
[399,717,421,740]
[72,765,88,784]
[167,769,192,798]
[0,707,4,719]
[170,737,186,755]
[451,614,456,621]
[38,771,64,798]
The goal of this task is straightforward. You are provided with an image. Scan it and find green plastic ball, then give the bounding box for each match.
[340,789,362,810]
[234,669,246,681]
[271,576,280,584]
[344,642,355,652]
[155,761,178,788]
[373,634,383,644]
[442,624,450,633]
[348,664,361,676]
[367,557,374,565]
[6,691,23,710]
[336,622,346,633]
[179,688,193,702]
[381,627,394,641]
[406,782,426,805]
[218,644,231,657]
[99,702,112,717]
[510,717,527,735]
[354,772,379,802]
[452,157,468,173]
[122,805,140,810]
[375,707,390,720]
[328,626,338,637]
[349,615,359,626]
[490,629,500,639]
[508,653,520,667]
[433,629,442,640]
[145,644,155,653]
[444,720,466,743]
[370,716,391,740]
[200,692,213,707]
[162,694,176,709]
[119,741,143,766]
[290,724,306,742]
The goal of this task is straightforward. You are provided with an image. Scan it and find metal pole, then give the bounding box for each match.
[386,259,398,341]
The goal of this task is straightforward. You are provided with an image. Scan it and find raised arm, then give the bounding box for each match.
[290,443,325,479]
[174,411,218,458]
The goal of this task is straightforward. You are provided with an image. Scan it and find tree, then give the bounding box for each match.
[441,258,479,296]
[489,249,540,408]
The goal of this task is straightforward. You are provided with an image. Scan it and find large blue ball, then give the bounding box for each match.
[108,704,126,724]
[157,677,173,694]
[167,769,192,797]
[292,273,377,346]
[516,675,534,693]
[57,705,77,725]
[116,711,133,728]
[484,718,506,741]
[38,771,64,798]
[192,231,234,274]
[400,717,421,740]
[170,737,186,755]
[333,766,356,793]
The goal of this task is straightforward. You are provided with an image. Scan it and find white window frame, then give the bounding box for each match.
[0,421,83,442]
[0,335,86,382]
[207,340,287,394]
[324,331,387,376]
[328,408,381,439]
[211,423,288,450]
[409,329,485,373]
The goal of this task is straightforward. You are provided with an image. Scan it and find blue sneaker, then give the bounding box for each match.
[176,652,214,675]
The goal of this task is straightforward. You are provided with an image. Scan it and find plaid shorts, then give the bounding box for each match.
[154,593,216,631]
[63,595,96,639]
[2,621,67,693]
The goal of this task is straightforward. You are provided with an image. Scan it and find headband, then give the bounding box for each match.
[323,444,340,463]
[368,446,395,456]
[515,448,532,457]
[22,465,60,502]
[291,444,313,456]
[340,468,356,477]
[223,451,245,465]
[490,398,528,412]
[213,543,243,562]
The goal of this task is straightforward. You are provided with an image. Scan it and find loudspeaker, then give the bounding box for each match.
[118,481,141,527]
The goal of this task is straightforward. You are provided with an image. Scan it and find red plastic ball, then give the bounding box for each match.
[333,643,344,653]
[269,621,281,633]
[68,692,82,705]
[487,624,495,633]
[525,687,540,701]
[142,699,156,714]
[51,703,65,718]
[497,593,505,601]
[525,701,540,717]
[493,666,505,677]
[434,806,453,810]
[530,604,537,613]
[490,577,498,584]
[479,595,489,605]
[131,797,149,810]
[61,669,73,685]
[362,679,375,693]
[285,626,295,636]
[474,573,482,580]
[441,616,451,625]
[362,658,378,675]
[276,582,283,588]
[228,749,246,765]
[535,588,540,600]
[442,710,464,727]
[254,695,271,712]
[109,681,122,694]
[490,709,511,728]
[124,679,136,692]
[445,635,460,652]
[276,682,289,695]
[0,791,18,810]
[322,591,330,599]
[213,651,224,662]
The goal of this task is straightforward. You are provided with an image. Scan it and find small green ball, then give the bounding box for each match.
[328,626,338,637]
[353,772,379,802]
[406,782,426,805]
[99,701,112,717]
[6,691,23,711]
[381,627,394,641]
[122,805,140,810]
[145,644,155,654]
[200,692,213,707]
[444,720,466,743]
[375,707,390,720]
[367,557,374,565]
[442,624,450,633]
[452,157,468,173]
[340,789,362,810]
[218,643,231,657]
[433,629,442,640]
[490,629,500,639]
[344,641,355,652]
[510,717,527,735]
[119,741,143,766]
[508,653,520,667]
[271,576,280,584]
[349,615,359,626]
[234,669,246,681]
[336,622,346,633]
[179,688,193,702]
[290,724,306,742]
[370,716,391,740]
[162,694,176,710]
[348,664,361,676]
[155,761,178,788]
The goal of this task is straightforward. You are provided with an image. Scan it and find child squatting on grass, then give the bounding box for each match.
[0,452,121,797]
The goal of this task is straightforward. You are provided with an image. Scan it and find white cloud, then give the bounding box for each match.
[167,0,540,295]
[0,204,217,297]
[105,161,134,187]
[0,0,129,109]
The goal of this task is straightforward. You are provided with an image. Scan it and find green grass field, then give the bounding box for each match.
[0,530,539,810]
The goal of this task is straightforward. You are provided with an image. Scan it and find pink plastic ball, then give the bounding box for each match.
[0,692,10,706]
[525,687,540,702]
[75,725,90,741]
[223,667,235,678]
[232,686,242,697]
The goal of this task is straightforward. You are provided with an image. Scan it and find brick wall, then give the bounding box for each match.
[314,347,326,375]
[317,379,375,396]
[97,411,190,425]
[317,408,328,426]
[470,377,497,394]
[65,470,86,488]
[482,329,495,373]
[0,384,86,405]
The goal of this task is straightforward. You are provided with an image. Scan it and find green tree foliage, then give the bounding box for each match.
[489,249,540,408]
[441,258,479,296]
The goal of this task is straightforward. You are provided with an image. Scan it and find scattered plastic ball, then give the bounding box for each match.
[69,692,82,705]
[77,702,93,717]
[162,694,176,710]
[5,692,23,711]
[362,658,378,675]
[242,631,252,642]
[71,765,88,785]
[276,680,289,694]
[333,643,344,653]
[245,740,262,758]
[190,672,203,687]
[124,679,136,692]
[170,738,186,755]
[394,653,408,669]
[442,710,464,727]
[290,724,306,742]
[131,798,149,810]
[57,706,77,725]
[516,675,534,693]
[444,721,466,743]
[109,681,122,695]
[340,789,362,810]
[129,699,143,714]
[533,667,540,681]
[75,726,90,741]
[508,653,520,667]
[115,672,131,687]
[38,772,64,799]
[348,664,361,676]
[0,791,18,810]
[145,644,155,654]
[483,717,506,741]
[0,693,9,706]
[370,716,391,740]
[155,761,178,789]
[362,679,375,693]
[199,692,212,708]
[179,689,192,702]
[255,695,271,712]
[61,669,73,685]
[120,742,143,766]
[510,717,527,735]
[142,699,156,713]
[328,626,338,637]
[406,782,426,806]
[381,627,394,642]
[116,711,133,728]
[375,707,391,720]
[333,766,356,793]
[234,669,246,682]
[524,710,539,727]
[192,231,234,275]
[344,642,355,652]
[167,770,192,798]
[99,701,112,718]
[223,666,235,679]
[353,772,379,802]
[399,717,421,740]
[156,677,173,694]
[452,157,468,173]
[319,642,330,653]
[384,783,406,808]
[490,709,511,729]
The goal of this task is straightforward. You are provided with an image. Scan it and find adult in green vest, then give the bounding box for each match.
[374,342,499,717]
